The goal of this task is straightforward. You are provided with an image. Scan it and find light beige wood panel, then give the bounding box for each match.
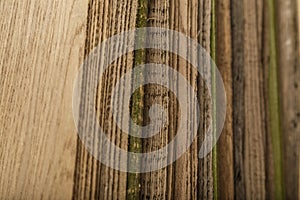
[0,0,88,199]
[277,0,300,198]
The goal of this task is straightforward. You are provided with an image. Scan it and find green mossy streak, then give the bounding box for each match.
[268,0,284,198]
[126,0,148,199]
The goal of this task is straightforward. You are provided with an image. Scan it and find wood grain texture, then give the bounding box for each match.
[231,0,246,198]
[232,0,267,199]
[1,0,300,199]
[0,0,88,199]
[171,0,214,199]
[72,0,138,199]
[243,0,266,198]
[276,0,300,198]
[196,1,216,199]
[215,0,234,199]
[139,1,170,199]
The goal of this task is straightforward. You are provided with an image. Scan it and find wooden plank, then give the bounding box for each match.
[276,0,300,198]
[262,2,276,199]
[139,0,170,199]
[215,0,234,199]
[72,0,138,199]
[0,0,88,199]
[243,0,266,198]
[172,0,206,199]
[231,0,246,197]
[232,0,267,198]
[196,1,215,199]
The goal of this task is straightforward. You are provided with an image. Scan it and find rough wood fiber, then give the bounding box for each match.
[0,0,88,199]
[72,0,138,199]
[1,0,300,199]
[196,1,215,199]
[139,1,170,199]
[171,0,206,199]
[167,0,216,199]
[70,0,215,199]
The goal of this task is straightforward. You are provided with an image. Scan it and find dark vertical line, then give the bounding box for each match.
[196,1,202,199]
[210,0,217,199]
[231,0,246,199]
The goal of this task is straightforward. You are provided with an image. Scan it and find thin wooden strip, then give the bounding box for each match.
[188,1,200,199]
[231,0,246,198]
[262,3,276,199]
[210,0,218,198]
[244,0,266,198]
[267,0,285,198]
[73,1,106,199]
[215,0,234,199]
[232,0,267,198]
[276,0,300,198]
[196,1,214,199]
[139,1,169,199]
[170,0,200,199]
[167,2,179,199]
[126,0,148,199]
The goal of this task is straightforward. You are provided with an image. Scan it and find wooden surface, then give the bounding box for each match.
[0,0,299,199]
[277,0,300,198]
[0,0,88,199]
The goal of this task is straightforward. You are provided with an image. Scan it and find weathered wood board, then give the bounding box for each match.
[0,0,299,199]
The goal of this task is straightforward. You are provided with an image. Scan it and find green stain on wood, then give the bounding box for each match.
[126,0,148,199]
[268,0,284,199]
[211,0,218,199]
